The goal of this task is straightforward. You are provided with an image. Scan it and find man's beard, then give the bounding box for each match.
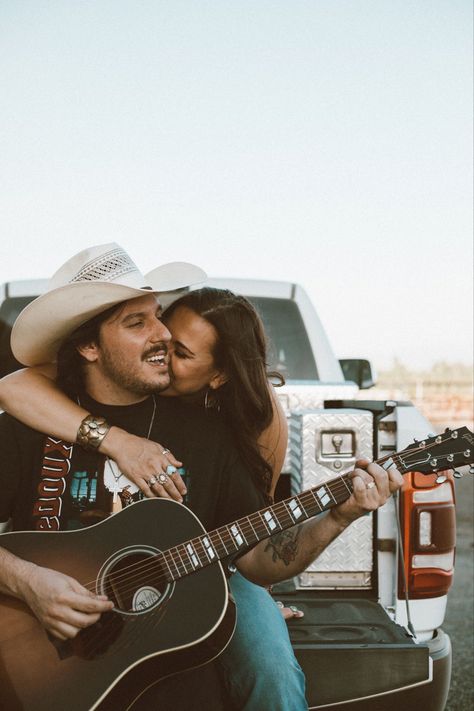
[98,342,171,397]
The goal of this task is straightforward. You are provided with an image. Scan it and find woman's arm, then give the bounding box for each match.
[0,365,86,440]
[258,384,288,498]
[0,367,185,500]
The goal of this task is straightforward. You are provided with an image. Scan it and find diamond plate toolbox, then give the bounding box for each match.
[288,408,374,589]
[277,383,358,472]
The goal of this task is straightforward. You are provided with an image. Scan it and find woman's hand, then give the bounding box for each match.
[101,427,187,502]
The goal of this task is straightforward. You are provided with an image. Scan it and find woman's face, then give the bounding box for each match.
[162,305,226,397]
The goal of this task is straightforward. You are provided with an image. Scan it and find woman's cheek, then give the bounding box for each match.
[169,357,189,387]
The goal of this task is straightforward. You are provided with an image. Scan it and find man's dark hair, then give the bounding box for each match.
[56,303,122,397]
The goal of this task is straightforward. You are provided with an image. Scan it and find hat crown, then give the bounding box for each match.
[11,241,206,366]
[50,243,147,290]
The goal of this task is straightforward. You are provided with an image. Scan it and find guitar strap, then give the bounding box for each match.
[32,436,75,531]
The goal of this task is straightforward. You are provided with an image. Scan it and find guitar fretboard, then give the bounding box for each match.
[158,470,357,581]
[146,422,473,583]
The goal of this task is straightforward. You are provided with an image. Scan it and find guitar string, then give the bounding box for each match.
[62,435,467,658]
[76,435,465,596]
[77,436,467,598]
[86,431,457,595]
[75,459,383,596]
[75,483,354,597]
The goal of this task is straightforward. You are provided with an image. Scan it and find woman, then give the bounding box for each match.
[0,287,306,709]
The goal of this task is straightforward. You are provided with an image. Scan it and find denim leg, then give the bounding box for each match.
[218,571,308,711]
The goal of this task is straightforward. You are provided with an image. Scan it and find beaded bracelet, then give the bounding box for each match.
[76,414,111,451]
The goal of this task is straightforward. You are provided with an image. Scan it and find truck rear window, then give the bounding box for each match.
[0,296,35,377]
[247,297,318,381]
[0,294,319,382]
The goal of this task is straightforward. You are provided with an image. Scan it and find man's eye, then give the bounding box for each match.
[174,350,189,359]
[128,321,143,328]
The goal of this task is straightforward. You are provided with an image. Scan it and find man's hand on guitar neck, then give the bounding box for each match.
[328,457,402,527]
[237,459,404,587]
[0,547,114,640]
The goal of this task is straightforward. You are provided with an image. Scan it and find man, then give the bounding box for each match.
[0,243,403,710]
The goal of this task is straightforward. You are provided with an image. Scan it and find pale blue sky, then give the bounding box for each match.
[1,1,472,369]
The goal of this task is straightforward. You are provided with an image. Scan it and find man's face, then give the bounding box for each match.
[84,294,172,404]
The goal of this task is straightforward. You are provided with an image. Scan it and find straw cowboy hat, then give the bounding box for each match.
[11,242,207,366]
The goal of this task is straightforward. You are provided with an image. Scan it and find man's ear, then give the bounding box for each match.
[76,342,100,363]
[209,371,228,390]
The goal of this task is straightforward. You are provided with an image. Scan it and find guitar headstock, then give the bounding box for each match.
[396,426,474,480]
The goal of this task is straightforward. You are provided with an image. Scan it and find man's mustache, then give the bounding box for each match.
[143,343,169,359]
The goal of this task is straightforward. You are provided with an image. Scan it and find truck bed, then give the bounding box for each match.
[278,594,433,708]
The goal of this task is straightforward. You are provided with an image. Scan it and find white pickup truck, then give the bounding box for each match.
[0,276,457,710]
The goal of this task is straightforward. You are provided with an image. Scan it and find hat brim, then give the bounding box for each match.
[11,262,207,366]
[11,283,159,366]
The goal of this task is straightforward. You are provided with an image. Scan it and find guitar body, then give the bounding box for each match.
[0,499,235,711]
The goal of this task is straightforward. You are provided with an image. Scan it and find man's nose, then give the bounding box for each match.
[151,319,172,343]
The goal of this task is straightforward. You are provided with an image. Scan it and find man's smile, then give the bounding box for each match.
[143,345,169,369]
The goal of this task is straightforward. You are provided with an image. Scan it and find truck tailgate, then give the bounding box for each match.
[277,595,431,707]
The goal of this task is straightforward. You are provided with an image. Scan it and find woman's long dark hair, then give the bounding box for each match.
[164,288,284,501]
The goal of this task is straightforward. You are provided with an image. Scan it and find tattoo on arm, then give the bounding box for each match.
[264,527,301,566]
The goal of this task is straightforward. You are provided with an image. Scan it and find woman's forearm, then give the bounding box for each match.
[0,367,184,500]
[0,368,87,441]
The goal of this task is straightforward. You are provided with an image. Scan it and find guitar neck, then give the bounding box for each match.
[160,458,390,582]
[157,420,473,583]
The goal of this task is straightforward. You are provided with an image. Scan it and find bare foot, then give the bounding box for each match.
[275,601,304,620]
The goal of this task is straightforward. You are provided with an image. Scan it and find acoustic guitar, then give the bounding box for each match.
[0,426,472,711]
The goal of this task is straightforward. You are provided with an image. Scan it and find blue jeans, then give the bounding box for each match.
[218,571,308,711]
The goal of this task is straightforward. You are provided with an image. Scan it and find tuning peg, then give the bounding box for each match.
[413,438,419,443]
[436,474,448,484]
[469,466,474,475]
[453,470,464,479]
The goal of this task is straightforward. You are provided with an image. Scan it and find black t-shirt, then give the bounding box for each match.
[0,394,267,534]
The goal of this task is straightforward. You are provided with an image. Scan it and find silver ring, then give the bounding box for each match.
[148,475,158,487]
[161,448,170,455]
[158,473,169,485]
[366,481,376,490]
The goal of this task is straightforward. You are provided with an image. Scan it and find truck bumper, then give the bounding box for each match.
[278,595,451,710]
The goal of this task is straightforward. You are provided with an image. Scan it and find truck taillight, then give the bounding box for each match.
[398,471,456,599]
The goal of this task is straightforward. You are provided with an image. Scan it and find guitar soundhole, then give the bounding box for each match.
[98,545,174,616]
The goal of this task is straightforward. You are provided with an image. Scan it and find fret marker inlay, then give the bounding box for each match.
[186,543,199,568]
[202,536,216,560]
[230,524,244,547]
[316,486,331,507]
[288,498,302,519]
[264,510,277,531]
